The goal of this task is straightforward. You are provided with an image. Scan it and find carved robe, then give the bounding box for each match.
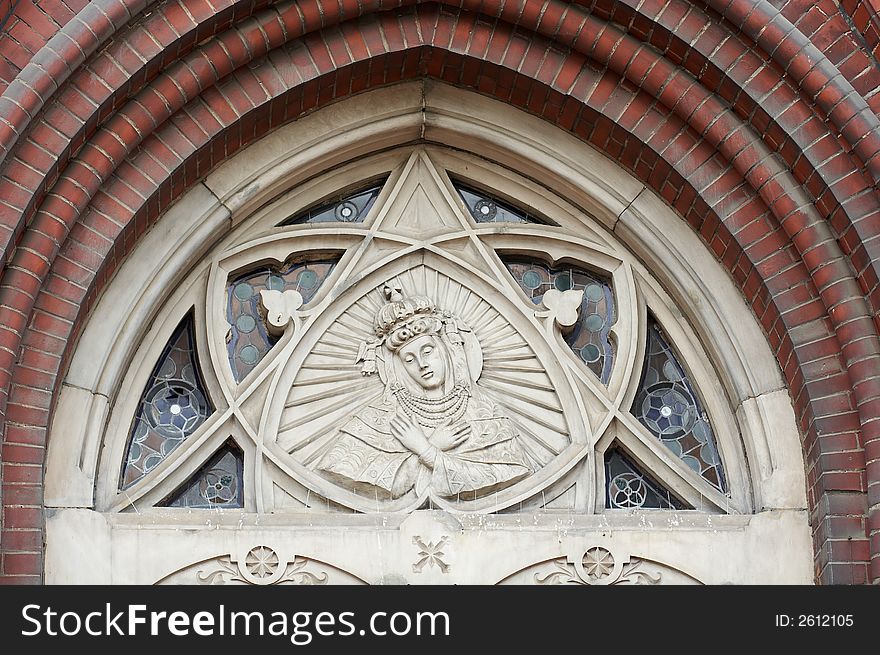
[317,391,531,499]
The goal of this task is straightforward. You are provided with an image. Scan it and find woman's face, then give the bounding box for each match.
[398,335,446,391]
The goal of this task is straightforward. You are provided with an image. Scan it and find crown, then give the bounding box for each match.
[374,283,443,351]
[357,282,467,375]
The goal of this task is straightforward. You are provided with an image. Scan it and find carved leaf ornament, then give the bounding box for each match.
[542,288,585,328]
[260,289,304,336]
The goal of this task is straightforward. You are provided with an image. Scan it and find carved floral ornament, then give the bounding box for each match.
[156,545,367,585]
[497,544,702,585]
[97,148,753,516]
[154,540,698,585]
[156,541,697,585]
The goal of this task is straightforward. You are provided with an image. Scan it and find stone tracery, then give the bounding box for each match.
[105,148,743,519]
[0,0,872,585]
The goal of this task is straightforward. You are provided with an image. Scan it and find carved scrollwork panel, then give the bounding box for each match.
[497,546,702,585]
[156,546,367,585]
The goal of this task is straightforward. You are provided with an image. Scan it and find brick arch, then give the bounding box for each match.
[0,0,877,584]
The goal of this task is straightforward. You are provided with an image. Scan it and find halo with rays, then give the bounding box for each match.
[278,265,571,480]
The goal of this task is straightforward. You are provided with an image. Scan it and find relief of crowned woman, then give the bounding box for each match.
[316,283,533,500]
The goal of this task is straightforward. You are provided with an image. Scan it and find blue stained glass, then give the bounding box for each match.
[226,257,339,382]
[504,258,616,383]
[161,440,244,509]
[121,314,213,489]
[280,181,384,225]
[632,318,726,491]
[454,182,546,224]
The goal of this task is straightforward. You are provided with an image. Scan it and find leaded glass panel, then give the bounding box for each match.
[455,182,544,224]
[227,257,338,382]
[604,448,686,509]
[162,441,244,508]
[632,319,726,491]
[503,258,616,383]
[121,315,213,488]
[279,181,384,225]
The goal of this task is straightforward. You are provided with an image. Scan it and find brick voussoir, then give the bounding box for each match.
[0,0,878,585]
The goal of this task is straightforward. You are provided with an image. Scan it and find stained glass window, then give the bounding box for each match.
[110,153,747,520]
[504,258,616,383]
[227,256,338,382]
[632,318,726,491]
[121,315,213,488]
[454,182,545,224]
[279,181,384,225]
[161,440,244,508]
[605,448,686,509]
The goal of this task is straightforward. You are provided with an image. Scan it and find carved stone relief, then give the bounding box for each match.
[43,87,814,586]
[497,546,701,585]
[315,284,536,499]
[275,268,579,513]
[244,151,603,515]
[86,145,764,523]
[412,535,450,574]
[157,546,367,585]
[150,535,700,586]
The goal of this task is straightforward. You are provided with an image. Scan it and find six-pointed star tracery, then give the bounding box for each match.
[106,149,745,516]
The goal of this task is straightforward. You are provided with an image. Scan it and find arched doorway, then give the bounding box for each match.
[43,84,812,584]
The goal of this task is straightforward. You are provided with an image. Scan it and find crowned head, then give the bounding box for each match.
[358,281,478,391]
[374,283,445,351]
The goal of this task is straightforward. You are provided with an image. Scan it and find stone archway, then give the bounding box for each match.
[43,86,811,584]
[0,0,877,584]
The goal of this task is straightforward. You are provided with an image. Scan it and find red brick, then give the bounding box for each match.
[0,574,43,585]
[2,552,41,576]
[1,484,42,506]
[4,423,46,446]
[0,464,42,484]
[0,530,42,551]
[3,506,42,530]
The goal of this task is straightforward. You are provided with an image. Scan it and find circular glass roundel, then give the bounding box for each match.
[474,199,497,219]
[521,270,543,290]
[298,270,318,289]
[233,283,253,301]
[553,273,572,291]
[236,314,257,333]
[585,283,604,302]
[142,380,209,439]
[239,344,260,365]
[609,472,648,508]
[584,313,604,332]
[335,200,359,221]
[640,384,697,440]
[580,344,601,362]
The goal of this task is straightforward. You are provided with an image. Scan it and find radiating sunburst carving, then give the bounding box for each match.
[278,265,571,506]
[582,546,615,581]
[245,546,279,579]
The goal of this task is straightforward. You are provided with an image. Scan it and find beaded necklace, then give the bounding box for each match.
[392,383,469,428]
